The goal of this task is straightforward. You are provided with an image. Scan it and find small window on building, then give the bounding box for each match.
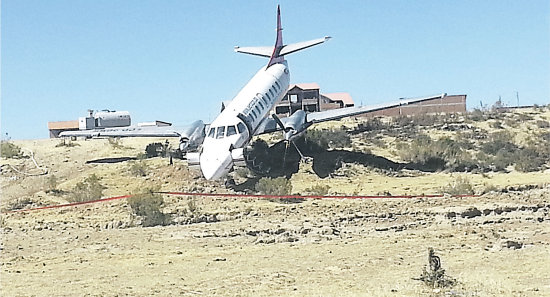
[290,94,298,103]
[216,126,225,139]
[237,122,246,133]
[227,125,237,136]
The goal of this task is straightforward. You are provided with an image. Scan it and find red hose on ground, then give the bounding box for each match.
[5,192,481,214]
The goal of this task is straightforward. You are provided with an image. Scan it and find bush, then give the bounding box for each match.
[68,174,106,202]
[536,120,550,129]
[129,160,149,176]
[145,142,168,158]
[55,139,80,147]
[45,174,63,195]
[441,176,475,196]
[489,120,503,129]
[481,131,517,155]
[515,147,546,172]
[107,138,125,149]
[467,108,485,122]
[305,128,351,152]
[255,177,292,195]
[6,197,33,211]
[127,188,170,227]
[1,141,22,158]
[305,184,330,196]
[397,135,474,172]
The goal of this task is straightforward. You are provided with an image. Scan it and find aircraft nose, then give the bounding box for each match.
[199,149,233,180]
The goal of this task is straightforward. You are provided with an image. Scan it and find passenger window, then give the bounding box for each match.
[251,109,257,118]
[237,122,246,133]
[227,125,237,136]
[261,95,268,104]
[269,89,275,97]
[216,126,225,139]
[208,128,215,138]
[275,81,280,89]
[258,101,265,109]
[255,106,261,114]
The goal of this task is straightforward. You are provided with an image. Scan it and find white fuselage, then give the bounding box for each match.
[199,62,290,180]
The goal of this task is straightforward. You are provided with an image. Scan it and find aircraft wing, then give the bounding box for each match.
[59,120,205,139]
[279,37,331,56]
[254,94,447,136]
[306,94,447,123]
[234,46,273,58]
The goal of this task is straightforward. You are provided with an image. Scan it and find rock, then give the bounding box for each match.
[461,208,482,218]
[502,240,523,250]
[446,212,457,219]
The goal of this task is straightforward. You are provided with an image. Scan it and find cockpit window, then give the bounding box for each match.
[208,127,215,138]
[216,126,225,139]
[227,125,237,136]
[237,122,246,133]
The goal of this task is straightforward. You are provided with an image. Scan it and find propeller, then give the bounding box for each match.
[271,113,307,161]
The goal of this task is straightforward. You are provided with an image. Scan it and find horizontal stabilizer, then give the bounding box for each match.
[280,36,331,56]
[234,46,273,58]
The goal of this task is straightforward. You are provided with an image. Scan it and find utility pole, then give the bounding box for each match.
[516,91,520,107]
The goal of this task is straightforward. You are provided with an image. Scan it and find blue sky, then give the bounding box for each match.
[2,1,549,139]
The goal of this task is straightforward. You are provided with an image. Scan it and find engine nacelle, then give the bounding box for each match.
[280,110,312,141]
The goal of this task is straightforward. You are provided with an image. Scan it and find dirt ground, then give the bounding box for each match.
[2,184,550,296]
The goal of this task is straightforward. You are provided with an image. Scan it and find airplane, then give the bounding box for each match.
[61,5,445,180]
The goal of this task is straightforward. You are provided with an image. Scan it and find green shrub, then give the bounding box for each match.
[1,141,22,158]
[145,142,168,158]
[397,135,474,172]
[489,120,503,129]
[305,184,330,196]
[515,147,546,172]
[481,131,517,155]
[467,108,485,122]
[255,177,292,195]
[55,139,80,147]
[68,174,106,202]
[305,128,351,152]
[107,138,125,149]
[45,174,63,195]
[129,160,149,176]
[128,188,170,227]
[536,120,550,129]
[441,176,475,196]
[6,197,33,211]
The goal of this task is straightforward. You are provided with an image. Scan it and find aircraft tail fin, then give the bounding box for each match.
[234,5,330,67]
